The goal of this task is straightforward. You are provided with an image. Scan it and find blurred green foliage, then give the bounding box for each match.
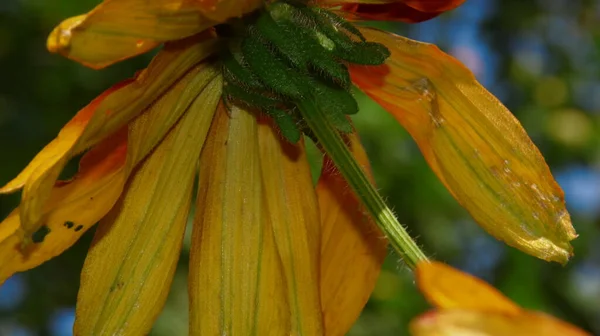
[0,0,599,335]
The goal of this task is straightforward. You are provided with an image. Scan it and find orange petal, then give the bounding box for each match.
[0,59,220,284]
[47,0,216,69]
[351,28,577,263]
[258,119,324,334]
[1,37,218,242]
[74,73,221,335]
[416,261,521,313]
[410,310,591,336]
[317,131,387,336]
[189,105,291,334]
[0,129,128,283]
[318,0,465,22]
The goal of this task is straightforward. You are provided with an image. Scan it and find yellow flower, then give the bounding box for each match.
[0,0,579,334]
[412,261,590,336]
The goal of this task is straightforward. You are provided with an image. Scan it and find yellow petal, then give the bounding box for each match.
[416,261,521,313]
[0,61,220,284]
[410,309,591,336]
[189,105,290,334]
[74,75,222,335]
[47,0,215,69]
[351,28,577,263]
[0,129,127,283]
[196,0,264,24]
[1,37,218,242]
[258,119,324,335]
[317,131,387,336]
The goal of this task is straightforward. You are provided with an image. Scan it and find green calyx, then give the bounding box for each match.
[217,0,390,143]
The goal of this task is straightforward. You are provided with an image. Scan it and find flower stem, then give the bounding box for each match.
[298,99,429,269]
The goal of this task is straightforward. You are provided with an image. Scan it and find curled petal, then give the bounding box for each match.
[73,72,221,336]
[416,261,521,313]
[318,0,465,22]
[1,37,218,242]
[189,105,291,334]
[258,119,324,335]
[317,131,387,336]
[47,0,216,68]
[351,28,577,263]
[0,130,127,283]
[0,61,220,284]
[410,310,591,336]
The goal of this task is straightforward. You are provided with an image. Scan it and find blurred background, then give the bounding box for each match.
[0,0,599,335]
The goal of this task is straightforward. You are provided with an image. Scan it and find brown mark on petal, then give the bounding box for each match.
[31,225,51,243]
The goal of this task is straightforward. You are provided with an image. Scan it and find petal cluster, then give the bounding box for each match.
[412,262,590,336]
[0,0,583,334]
[0,35,386,334]
[47,0,264,69]
[350,28,577,263]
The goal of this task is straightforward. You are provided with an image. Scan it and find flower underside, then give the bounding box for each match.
[218,0,390,142]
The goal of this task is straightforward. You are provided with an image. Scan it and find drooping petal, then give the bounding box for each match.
[74,75,222,336]
[0,59,220,285]
[416,261,520,313]
[0,129,127,283]
[47,0,218,69]
[410,310,591,336]
[317,131,387,336]
[0,79,131,194]
[258,119,324,335]
[189,105,290,334]
[318,0,465,22]
[0,37,218,243]
[351,28,577,263]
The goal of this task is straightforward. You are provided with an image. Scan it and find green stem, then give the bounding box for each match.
[298,99,429,269]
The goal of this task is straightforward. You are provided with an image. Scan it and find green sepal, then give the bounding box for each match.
[241,31,310,100]
[311,7,366,42]
[338,42,391,65]
[222,50,265,90]
[266,108,301,143]
[255,13,351,89]
[312,82,355,133]
[223,81,285,110]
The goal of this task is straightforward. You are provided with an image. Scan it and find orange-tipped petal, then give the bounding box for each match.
[74,74,221,336]
[258,120,324,335]
[0,79,131,195]
[416,261,521,313]
[318,0,465,22]
[317,131,387,336]
[0,57,220,284]
[189,105,291,334]
[351,28,577,264]
[46,0,217,69]
[410,310,591,336]
[0,129,128,283]
[1,37,218,242]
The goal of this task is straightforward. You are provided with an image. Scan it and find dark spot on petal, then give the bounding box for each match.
[63,221,74,229]
[31,225,50,243]
[74,225,84,232]
[109,281,125,293]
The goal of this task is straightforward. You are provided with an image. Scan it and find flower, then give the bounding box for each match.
[412,261,590,336]
[0,0,578,334]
